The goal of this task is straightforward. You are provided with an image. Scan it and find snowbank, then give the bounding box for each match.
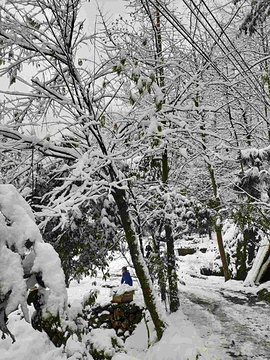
[0,310,67,360]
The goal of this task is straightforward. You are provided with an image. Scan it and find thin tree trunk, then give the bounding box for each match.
[139,233,145,258]
[162,150,180,312]
[157,8,179,311]
[242,109,251,147]
[195,91,230,282]
[146,3,180,312]
[113,187,166,340]
[165,224,180,312]
[151,231,167,308]
[216,224,230,281]
[208,164,231,282]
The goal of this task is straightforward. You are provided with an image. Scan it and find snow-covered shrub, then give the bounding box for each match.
[143,186,211,240]
[65,298,129,359]
[34,165,121,286]
[257,287,270,304]
[226,147,270,281]
[221,219,262,280]
[65,334,93,360]
[86,328,125,360]
[41,204,119,286]
[0,184,67,342]
[234,147,270,233]
[82,289,100,308]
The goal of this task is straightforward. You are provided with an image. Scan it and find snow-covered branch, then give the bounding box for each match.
[0,126,80,160]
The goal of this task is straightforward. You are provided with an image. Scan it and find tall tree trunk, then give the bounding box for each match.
[165,224,180,312]
[157,7,179,311]
[151,230,167,308]
[162,150,180,312]
[208,163,231,282]
[216,223,230,281]
[195,93,231,282]
[113,187,166,340]
[144,2,180,311]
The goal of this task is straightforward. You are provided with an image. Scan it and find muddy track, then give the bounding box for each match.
[179,286,270,359]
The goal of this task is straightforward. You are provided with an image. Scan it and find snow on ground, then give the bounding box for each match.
[1,236,270,360]
[0,310,66,360]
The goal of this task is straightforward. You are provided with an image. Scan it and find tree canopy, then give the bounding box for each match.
[0,0,270,343]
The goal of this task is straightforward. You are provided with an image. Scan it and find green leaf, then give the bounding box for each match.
[100,115,105,126]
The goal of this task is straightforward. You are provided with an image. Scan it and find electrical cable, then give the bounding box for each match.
[145,0,229,81]
[146,0,269,123]
[197,0,269,104]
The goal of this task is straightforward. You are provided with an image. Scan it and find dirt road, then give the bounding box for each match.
[179,281,270,359]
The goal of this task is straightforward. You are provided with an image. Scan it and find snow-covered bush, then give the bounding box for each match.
[221,219,262,280]
[225,147,270,281]
[0,184,67,342]
[31,163,121,286]
[63,323,126,359]
[142,186,211,240]
[64,305,127,360]
[65,334,89,359]
[82,289,100,308]
[40,197,120,286]
[234,147,270,231]
[86,328,125,360]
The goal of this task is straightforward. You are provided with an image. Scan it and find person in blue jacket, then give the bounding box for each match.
[121,266,133,286]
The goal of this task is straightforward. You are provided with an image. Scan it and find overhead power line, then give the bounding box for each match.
[194,0,269,105]
[145,0,229,81]
[145,0,269,124]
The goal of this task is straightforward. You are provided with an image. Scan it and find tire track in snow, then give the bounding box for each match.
[179,285,270,359]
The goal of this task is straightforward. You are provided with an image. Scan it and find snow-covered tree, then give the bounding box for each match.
[234,0,270,34]
[0,0,167,339]
[1,0,270,342]
[0,184,67,342]
[231,146,270,280]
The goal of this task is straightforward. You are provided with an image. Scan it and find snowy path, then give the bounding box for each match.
[179,280,270,360]
[2,249,270,360]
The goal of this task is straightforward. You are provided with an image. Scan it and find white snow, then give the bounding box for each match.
[244,236,270,286]
[87,328,123,358]
[0,184,67,335]
[0,311,66,360]
[32,242,67,316]
[0,184,42,254]
[1,232,270,360]
[65,334,90,359]
[0,246,28,319]
[113,284,137,296]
